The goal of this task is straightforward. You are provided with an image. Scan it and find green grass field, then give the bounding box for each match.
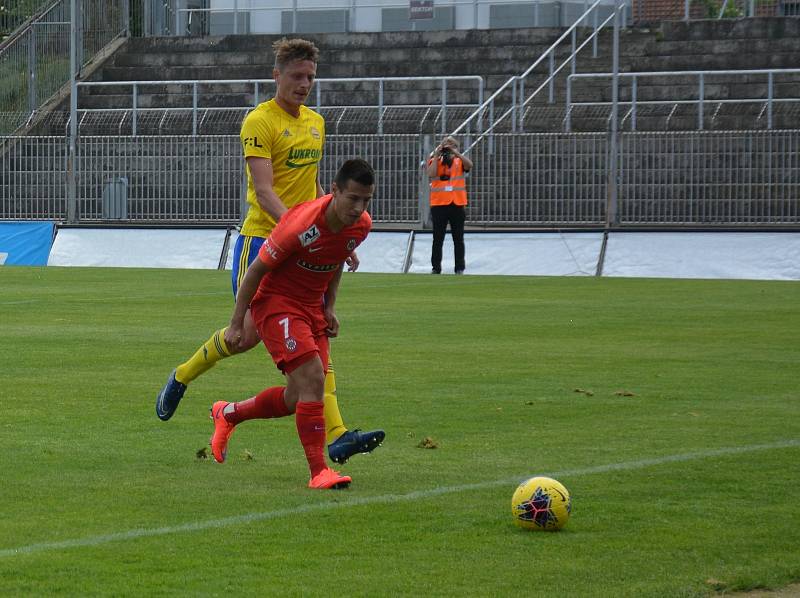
[1,267,798,596]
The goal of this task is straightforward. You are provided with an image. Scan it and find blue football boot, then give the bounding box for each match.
[328,429,385,464]
[155,369,187,421]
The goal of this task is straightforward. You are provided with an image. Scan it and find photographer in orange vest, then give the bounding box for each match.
[426,135,473,274]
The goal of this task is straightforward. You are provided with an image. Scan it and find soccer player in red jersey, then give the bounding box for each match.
[209,158,375,489]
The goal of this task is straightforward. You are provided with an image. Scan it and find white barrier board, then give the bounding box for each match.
[44,228,800,281]
[408,232,603,276]
[48,228,228,269]
[603,232,800,280]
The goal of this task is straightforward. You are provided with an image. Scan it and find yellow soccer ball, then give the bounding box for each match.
[511,476,571,531]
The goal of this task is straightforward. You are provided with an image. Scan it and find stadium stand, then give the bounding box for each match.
[20,16,800,136]
[1,5,798,230]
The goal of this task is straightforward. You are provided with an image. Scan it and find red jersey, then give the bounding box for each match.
[254,194,371,306]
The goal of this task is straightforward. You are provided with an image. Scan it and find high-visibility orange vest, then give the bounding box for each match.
[429,157,468,206]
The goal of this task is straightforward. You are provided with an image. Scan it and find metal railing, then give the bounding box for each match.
[451,0,625,148]
[0,0,129,134]
[3,131,798,226]
[566,69,800,131]
[76,75,484,136]
[631,0,781,23]
[0,0,60,38]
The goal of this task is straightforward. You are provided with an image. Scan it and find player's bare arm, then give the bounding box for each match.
[323,263,346,337]
[426,156,439,178]
[248,157,290,221]
[453,149,473,171]
[316,174,324,198]
[345,250,360,272]
[226,257,271,351]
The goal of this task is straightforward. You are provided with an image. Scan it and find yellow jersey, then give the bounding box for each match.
[239,99,325,237]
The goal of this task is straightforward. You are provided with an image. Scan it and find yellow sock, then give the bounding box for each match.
[323,361,347,444]
[175,328,231,385]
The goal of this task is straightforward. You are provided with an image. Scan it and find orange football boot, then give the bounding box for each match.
[308,468,352,490]
[210,401,236,463]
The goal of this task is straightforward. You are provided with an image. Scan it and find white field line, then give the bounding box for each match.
[2,439,797,559]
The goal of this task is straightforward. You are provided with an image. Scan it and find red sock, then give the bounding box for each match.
[226,386,289,425]
[295,401,327,477]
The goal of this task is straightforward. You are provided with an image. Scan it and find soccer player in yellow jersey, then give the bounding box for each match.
[156,38,384,464]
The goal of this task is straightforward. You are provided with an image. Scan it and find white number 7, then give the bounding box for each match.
[278,316,290,339]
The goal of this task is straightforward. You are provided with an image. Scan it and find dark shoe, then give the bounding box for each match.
[328,429,385,464]
[155,369,187,421]
[431,268,441,274]
[455,269,464,275]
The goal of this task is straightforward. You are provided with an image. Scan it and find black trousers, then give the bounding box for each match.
[430,203,466,273]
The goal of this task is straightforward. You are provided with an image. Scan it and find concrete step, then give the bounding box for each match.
[44,18,800,136]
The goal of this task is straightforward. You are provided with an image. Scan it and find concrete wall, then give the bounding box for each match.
[205,0,624,34]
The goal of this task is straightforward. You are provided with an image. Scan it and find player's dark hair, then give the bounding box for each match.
[273,38,319,70]
[334,158,375,189]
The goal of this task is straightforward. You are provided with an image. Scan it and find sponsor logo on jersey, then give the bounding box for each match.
[310,126,321,139]
[285,147,321,168]
[242,136,263,148]
[298,224,320,247]
[263,238,279,260]
[297,259,339,273]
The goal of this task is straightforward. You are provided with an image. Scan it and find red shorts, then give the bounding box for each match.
[250,293,329,375]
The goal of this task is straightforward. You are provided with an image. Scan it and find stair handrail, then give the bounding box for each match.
[450,0,624,152]
[0,0,60,52]
[1,0,130,136]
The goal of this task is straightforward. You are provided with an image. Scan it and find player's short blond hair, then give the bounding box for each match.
[272,38,320,70]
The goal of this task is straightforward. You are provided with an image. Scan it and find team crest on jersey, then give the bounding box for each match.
[310,126,321,139]
[285,337,297,352]
[298,224,320,247]
[282,129,291,137]
[347,239,357,251]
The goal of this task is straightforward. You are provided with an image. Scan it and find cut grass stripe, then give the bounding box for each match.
[2,438,797,559]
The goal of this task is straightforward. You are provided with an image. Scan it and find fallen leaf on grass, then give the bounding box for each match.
[574,388,595,396]
[241,449,254,461]
[614,390,636,397]
[417,436,439,449]
[196,447,209,460]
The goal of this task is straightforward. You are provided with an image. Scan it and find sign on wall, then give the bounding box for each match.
[409,0,434,20]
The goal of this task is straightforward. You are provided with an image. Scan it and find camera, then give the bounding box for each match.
[440,147,454,167]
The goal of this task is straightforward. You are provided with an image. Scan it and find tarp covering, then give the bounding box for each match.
[0,221,55,266]
[40,228,800,281]
[603,232,800,281]
[407,232,603,276]
[48,228,229,269]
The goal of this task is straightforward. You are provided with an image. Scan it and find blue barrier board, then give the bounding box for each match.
[0,222,55,266]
